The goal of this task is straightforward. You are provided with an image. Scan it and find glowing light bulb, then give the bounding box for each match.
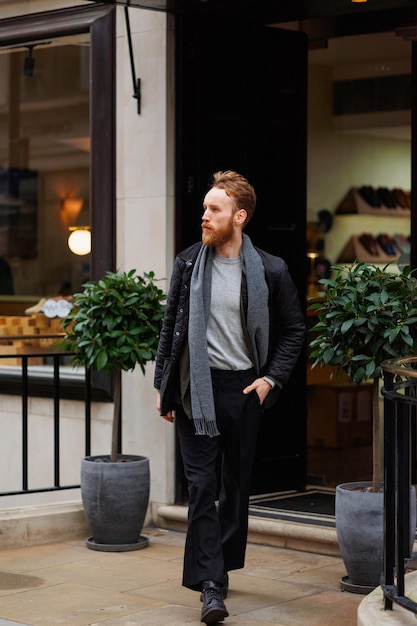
[68,228,91,255]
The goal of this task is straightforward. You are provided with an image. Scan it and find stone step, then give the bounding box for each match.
[155,504,340,557]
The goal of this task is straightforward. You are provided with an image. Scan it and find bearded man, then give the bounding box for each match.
[154,170,305,624]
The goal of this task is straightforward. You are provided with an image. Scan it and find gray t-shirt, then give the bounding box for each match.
[207,254,253,371]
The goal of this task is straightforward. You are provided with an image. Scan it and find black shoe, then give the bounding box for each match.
[200,573,229,601]
[200,580,229,623]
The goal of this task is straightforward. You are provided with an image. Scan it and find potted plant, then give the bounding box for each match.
[61,269,165,552]
[309,262,417,592]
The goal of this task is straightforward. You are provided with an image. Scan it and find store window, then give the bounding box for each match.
[0,36,90,307]
[0,5,115,398]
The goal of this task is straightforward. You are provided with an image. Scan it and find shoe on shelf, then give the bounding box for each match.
[359,233,379,256]
[376,234,397,256]
[200,580,229,624]
[377,186,396,209]
[393,188,409,209]
[358,185,381,208]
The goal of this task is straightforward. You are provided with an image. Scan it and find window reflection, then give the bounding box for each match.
[0,4,114,400]
[0,35,90,373]
[0,35,90,313]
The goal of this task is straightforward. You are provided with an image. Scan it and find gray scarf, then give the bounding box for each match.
[189,233,269,437]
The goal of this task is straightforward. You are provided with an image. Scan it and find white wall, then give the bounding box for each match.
[114,6,176,508]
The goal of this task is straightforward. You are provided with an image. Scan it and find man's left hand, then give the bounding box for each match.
[243,378,272,405]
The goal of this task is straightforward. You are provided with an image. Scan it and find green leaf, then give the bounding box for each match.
[352,367,366,384]
[353,317,367,326]
[403,333,414,347]
[96,351,108,370]
[351,354,368,362]
[380,289,389,304]
[322,347,335,364]
[341,319,354,333]
[365,360,376,378]
[386,327,401,344]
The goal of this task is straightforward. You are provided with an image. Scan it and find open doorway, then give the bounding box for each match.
[306,31,411,488]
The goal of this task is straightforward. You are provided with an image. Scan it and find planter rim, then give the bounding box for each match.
[83,454,149,463]
[337,481,383,492]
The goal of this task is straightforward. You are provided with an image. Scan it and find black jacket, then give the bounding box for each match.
[154,241,305,416]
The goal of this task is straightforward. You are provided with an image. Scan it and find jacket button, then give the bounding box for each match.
[179,308,183,313]
[175,331,180,336]
[186,261,193,266]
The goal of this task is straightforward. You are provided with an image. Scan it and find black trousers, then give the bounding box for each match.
[175,368,262,592]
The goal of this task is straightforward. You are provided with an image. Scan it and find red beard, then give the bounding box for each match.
[202,217,234,247]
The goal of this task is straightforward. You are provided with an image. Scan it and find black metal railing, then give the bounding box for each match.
[382,357,417,613]
[0,338,91,496]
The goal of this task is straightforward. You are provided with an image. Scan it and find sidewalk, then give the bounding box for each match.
[0,526,363,626]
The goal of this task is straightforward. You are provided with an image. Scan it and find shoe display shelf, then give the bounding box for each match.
[0,314,63,366]
[335,186,410,217]
[336,234,402,264]
[325,186,411,266]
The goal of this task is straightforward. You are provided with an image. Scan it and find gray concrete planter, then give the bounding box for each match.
[81,454,150,552]
[336,482,416,593]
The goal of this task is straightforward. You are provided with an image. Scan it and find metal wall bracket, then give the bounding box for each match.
[125,6,141,114]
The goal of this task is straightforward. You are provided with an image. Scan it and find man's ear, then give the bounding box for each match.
[234,209,247,225]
